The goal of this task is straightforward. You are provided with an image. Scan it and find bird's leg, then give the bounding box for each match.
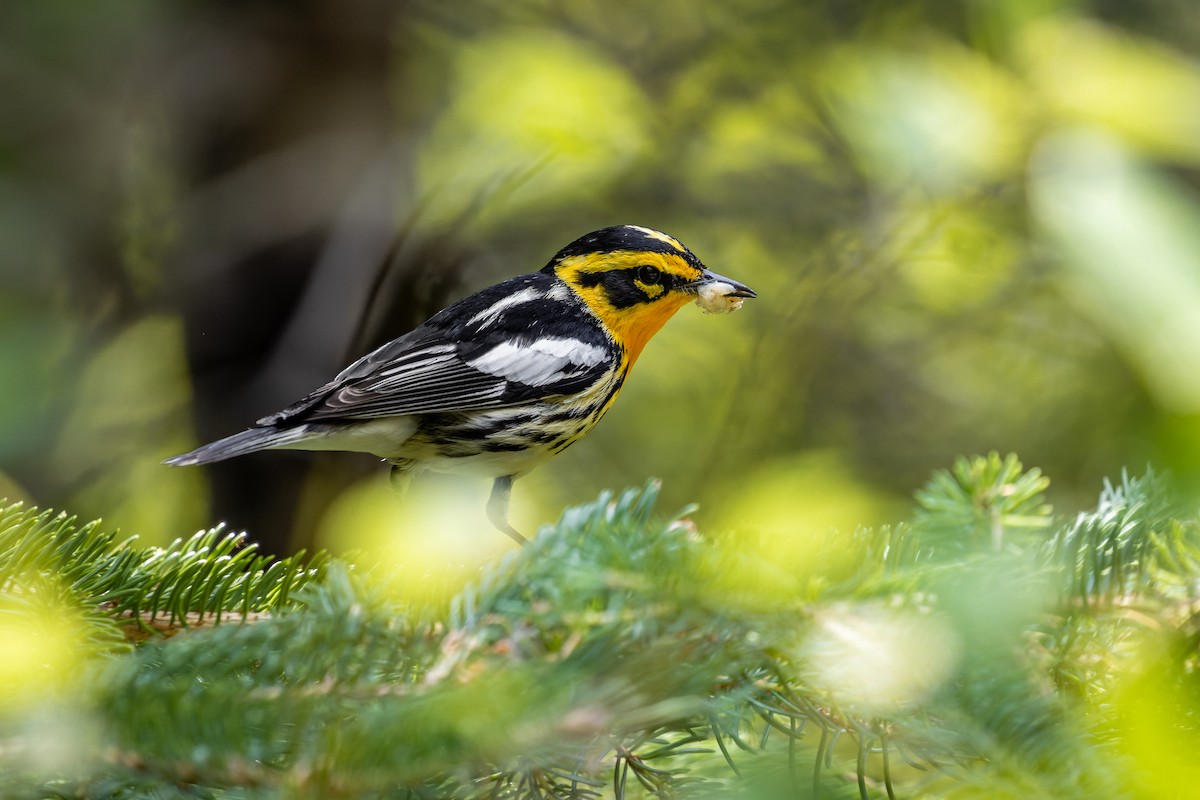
[487,475,528,546]
[389,460,414,496]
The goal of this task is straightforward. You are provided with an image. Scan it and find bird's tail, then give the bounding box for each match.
[163,426,312,466]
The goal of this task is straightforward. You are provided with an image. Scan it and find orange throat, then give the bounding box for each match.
[606,294,693,369]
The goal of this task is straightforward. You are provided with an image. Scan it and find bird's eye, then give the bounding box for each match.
[636,265,661,284]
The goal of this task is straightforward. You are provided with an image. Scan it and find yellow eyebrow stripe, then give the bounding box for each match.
[626,225,686,253]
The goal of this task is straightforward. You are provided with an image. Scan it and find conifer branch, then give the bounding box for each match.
[0,500,329,641]
[6,457,1200,799]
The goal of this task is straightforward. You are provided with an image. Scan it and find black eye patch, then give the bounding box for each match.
[573,266,673,308]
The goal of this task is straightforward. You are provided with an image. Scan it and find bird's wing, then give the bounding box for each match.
[257,278,615,427]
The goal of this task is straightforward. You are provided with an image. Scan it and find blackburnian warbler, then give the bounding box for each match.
[165,225,755,544]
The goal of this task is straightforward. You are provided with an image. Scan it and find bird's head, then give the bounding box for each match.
[542,225,755,365]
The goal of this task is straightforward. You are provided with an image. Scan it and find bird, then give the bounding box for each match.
[165,225,755,545]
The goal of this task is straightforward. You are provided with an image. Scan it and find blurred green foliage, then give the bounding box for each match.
[3,459,1200,798]
[3,0,1200,556]
[8,3,1200,797]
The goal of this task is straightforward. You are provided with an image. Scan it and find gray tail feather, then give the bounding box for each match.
[163,426,311,466]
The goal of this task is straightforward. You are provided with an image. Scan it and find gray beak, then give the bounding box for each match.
[685,269,757,298]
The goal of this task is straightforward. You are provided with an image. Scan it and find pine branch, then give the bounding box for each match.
[1050,467,1199,608]
[0,500,329,638]
[913,452,1053,556]
[7,459,1200,799]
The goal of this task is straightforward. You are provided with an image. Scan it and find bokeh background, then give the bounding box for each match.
[4,0,1200,557]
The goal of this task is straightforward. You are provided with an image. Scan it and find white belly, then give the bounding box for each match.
[275,417,420,458]
[272,366,623,479]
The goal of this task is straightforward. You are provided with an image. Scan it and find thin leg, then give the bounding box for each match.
[487,475,528,546]
[389,461,414,496]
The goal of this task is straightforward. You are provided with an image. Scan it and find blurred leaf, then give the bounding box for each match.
[886,199,1021,314]
[819,40,1027,191]
[1031,131,1200,413]
[115,120,179,298]
[314,473,512,611]
[1023,18,1200,161]
[52,315,207,544]
[0,293,78,463]
[706,451,904,608]
[1110,629,1200,799]
[418,27,650,231]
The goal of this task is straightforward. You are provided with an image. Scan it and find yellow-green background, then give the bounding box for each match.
[3,0,1199,558]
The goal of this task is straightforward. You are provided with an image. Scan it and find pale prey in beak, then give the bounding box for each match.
[686,270,757,315]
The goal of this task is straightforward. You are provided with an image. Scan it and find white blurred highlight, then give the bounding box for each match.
[803,604,960,714]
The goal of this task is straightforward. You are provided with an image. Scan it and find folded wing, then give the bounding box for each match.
[258,280,614,428]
